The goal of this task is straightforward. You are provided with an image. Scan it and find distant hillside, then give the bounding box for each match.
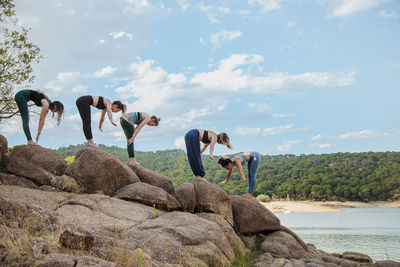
[54,145,400,201]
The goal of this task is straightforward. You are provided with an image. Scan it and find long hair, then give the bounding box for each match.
[217,132,232,149]
[37,90,64,125]
[151,115,161,126]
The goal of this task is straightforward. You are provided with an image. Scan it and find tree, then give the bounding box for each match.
[0,0,42,122]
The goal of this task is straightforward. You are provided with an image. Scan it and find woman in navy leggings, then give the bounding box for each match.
[218,152,260,197]
[184,129,232,180]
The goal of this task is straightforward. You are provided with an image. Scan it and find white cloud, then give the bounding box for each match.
[311,129,390,141]
[329,0,388,17]
[110,31,126,39]
[377,9,399,18]
[235,124,296,136]
[287,21,296,28]
[44,72,89,95]
[72,85,89,93]
[263,124,294,135]
[195,3,230,23]
[94,66,118,78]
[174,136,185,148]
[248,0,282,12]
[311,143,332,148]
[209,30,243,48]
[99,39,105,44]
[277,140,300,152]
[177,0,189,10]
[247,103,271,112]
[271,113,295,118]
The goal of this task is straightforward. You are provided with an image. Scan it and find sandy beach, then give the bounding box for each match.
[262,200,400,213]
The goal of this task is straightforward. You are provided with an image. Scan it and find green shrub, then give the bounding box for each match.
[256,194,271,203]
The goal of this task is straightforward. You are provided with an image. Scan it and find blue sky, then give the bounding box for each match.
[1,0,399,155]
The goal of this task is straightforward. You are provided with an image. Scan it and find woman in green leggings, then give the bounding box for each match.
[120,112,160,165]
[14,89,64,145]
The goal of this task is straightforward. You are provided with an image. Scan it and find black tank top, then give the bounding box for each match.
[202,130,211,144]
[29,90,46,107]
[96,96,106,110]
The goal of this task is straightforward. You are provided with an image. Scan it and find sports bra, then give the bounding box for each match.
[96,96,106,110]
[202,130,211,144]
[29,90,46,107]
[239,154,247,165]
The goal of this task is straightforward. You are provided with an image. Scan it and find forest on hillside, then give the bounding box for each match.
[55,145,400,201]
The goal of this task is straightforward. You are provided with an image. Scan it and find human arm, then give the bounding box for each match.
[99,109,106,132]
[128,113,150,145]
[220,168,233,184]
[208,134,218,159]
[235,160,247,183]
[36,100,50,143]
[105,99,117,127]
[200,143,209,155]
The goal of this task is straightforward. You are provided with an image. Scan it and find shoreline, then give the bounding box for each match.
[261,200,400,213]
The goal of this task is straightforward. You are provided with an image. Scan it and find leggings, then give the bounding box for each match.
[14,90,32,141]
[76,95,93,140]
[247,152,260,194]
[120,117,135,158]
[184,129,205,177]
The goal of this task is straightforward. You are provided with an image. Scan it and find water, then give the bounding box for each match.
[276,208,400,261]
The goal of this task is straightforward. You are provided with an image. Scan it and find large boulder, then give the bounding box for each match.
[0,134,7,161]
[65,146,140,195]
[229,195,281,234]
[260,231,309,259]
[50,175,82,193]
[114,182,181,211]
[341,251,373,263]
[191,179,233,225]
[6,145,67,185]
[128,164,175,195]
[175,182,196,212]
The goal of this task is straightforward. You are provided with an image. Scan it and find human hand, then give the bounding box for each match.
[112,122,117,127]
[220,180,228,184]
[35,134,40,143]
[209,155,214,160]
[128,137,135,145]
[242,178,247,183]
[99,125,103,132]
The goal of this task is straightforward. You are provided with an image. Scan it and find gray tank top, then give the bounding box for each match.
[127,112,143,125]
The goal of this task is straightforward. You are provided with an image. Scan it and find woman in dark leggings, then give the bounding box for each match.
[218,152,261,198]
[14,89,64,145]
[184,129,232,180]
[76,95,124,147]
[120,112,160,165]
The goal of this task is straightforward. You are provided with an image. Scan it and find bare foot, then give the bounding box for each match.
[27,141,40,146]
[241,193,253,198]
[128,159,140,166]
[196,176,207,181]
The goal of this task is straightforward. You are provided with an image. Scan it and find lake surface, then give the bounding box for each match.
[276,208,400,262]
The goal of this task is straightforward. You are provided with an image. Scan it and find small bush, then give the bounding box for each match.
[256,194,271,203]
[65,156,75,166]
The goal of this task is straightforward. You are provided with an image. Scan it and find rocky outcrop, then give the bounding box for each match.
[6,145,67,185]
[375,260,400,267]
[0,134,7,161]
[50,175,82,193]
[342,251,373,263]
[114,182,181,211]
[65,146,140,195]
[0,172,37,188]
[175,182,196,212]
[230,195,281,234]
[191,179,234,225]
[260,230,309,259]
[127,163,175,195]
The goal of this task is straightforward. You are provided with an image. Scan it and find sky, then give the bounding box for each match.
[1,0,399,155]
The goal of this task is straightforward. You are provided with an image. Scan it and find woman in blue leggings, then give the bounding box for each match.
[218,152,260,197]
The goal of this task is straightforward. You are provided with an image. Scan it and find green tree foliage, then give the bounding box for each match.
[0,0,42,122]
[54,144,400,201]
